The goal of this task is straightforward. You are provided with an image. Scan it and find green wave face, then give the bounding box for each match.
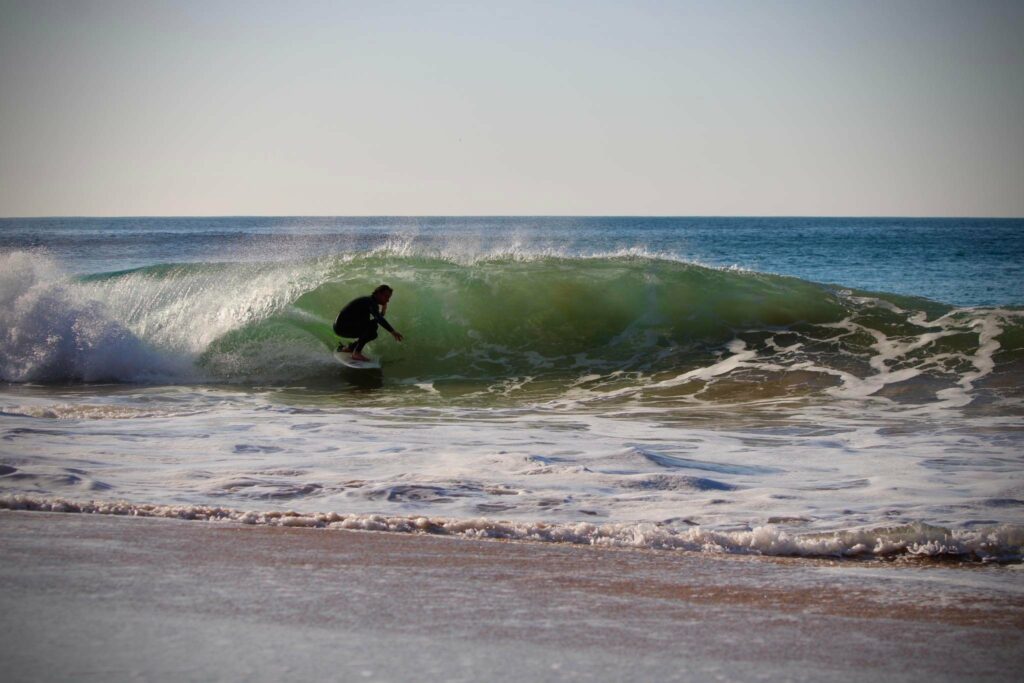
[61,254,1022,405]
[200,255,846,376]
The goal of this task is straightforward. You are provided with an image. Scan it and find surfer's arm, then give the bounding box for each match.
[385,305,403,341]
[378,313,402,341]
[370,306,398,336]
[381,317,403,341]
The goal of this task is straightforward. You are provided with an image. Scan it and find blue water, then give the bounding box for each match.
[2,216,1023,560]
[2,216,1022,307]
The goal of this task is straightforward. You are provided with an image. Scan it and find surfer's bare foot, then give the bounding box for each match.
[351,352,371,362]
[338,345,353,353]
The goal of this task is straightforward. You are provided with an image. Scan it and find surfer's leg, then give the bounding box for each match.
[352,321,379,354]
[335,318,362,353]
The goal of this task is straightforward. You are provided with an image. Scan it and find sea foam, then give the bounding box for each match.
[3,495,1021,562]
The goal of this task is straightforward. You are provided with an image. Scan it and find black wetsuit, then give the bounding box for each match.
[333,296,395,353]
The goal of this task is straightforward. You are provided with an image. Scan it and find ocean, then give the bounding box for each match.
[2,216,1022,560]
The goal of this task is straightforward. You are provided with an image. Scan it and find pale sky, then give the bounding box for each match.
[1,0,1021,217]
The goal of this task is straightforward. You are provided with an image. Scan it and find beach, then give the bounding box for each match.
[4,2,1024,679]
[2,509,1023,682]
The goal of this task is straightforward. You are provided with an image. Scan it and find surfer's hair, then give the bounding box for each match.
[373,284,393,296]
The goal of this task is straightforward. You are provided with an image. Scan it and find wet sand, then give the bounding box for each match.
[2,510,1023,682]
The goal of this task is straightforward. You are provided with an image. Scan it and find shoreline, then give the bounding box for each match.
[2,509,1023,681]
[2,494,1021,563]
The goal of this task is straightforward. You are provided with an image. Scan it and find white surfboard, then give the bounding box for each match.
[334,350,381,369]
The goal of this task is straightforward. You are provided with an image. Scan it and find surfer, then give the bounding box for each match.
[334,285,404,361]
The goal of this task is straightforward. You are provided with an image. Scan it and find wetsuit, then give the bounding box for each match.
[333,296,395,353]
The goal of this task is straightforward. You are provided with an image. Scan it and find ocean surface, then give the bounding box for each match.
[2,217,1023,559]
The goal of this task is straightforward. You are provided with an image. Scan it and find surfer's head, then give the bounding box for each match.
[373,284,393,304]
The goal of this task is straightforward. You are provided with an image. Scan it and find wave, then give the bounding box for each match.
[2,250,1021,405]
[3,494,1021,562]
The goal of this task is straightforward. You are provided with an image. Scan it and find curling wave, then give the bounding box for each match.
[1,250,1021,406]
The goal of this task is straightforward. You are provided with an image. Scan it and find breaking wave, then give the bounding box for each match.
[1,250,1021,407]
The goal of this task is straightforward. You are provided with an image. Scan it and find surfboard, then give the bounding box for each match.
[334,350,381,369]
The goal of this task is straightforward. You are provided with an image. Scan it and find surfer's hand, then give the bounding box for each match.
[392,331,404,342]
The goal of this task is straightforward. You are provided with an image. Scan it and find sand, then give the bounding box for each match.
[2,509,1023,682]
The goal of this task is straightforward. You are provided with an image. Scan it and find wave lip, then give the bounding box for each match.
[4,495,1021,563]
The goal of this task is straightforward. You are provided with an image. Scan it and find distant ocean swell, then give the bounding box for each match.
[3,495,1021,562]
[1,250,1021,406]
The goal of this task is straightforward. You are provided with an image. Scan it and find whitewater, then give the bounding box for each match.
[2,217,1023,560]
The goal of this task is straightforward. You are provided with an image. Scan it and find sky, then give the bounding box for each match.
[0,0,1021,217]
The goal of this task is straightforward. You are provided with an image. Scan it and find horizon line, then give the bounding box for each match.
[2,213,1022,221]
